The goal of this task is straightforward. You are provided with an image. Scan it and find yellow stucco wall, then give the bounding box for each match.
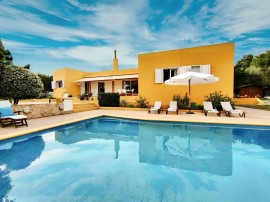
[53,66,138,98]
[138,42,234,106]
[53,68,87,98]
[234,98,265,105]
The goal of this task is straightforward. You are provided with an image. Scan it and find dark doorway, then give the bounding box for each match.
[98,82,105,94]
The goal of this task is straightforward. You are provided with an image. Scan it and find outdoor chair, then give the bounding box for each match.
[0,100,28,128]
[220,102,246,118]
[166,101,178,114]
[203,102,220,116]
[148,101,162,114]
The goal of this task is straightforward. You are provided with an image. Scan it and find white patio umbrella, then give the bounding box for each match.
[165,72,219,114]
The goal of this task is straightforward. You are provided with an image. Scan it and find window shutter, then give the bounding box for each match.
[51,81,56,89]
[155,69,163,83]
[177,66,190,74]
[200,65,211,74]
[61,80,65,88]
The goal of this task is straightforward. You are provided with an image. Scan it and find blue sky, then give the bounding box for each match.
[1,0,270,75]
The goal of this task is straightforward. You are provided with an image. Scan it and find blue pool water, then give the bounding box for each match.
[0,117,270,202]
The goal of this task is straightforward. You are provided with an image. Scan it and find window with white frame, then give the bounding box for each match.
[122,79,138,93]
[177,64,211,74]
[155,68,177,83]
[51,79,65,89]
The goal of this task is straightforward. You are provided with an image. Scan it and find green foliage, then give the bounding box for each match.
[234,50,270,92]
[0,66,44,104]
[47,95,55,99]
[0,39,13,72]
[191,102,203,110]
[98,93,120,107]
[234,54,255,88]
[24,64,30,69]
[135,95,148,108]
[173,93,189,109]
[80,92,92,100]
[120,99,127,107]
[37,73,53,92]
[251,50,270,85]
[127,104,134,108]
[204,91,234,110]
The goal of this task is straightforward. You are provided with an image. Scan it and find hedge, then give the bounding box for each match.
[98,93,120,107]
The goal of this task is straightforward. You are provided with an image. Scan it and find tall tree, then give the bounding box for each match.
[0,39,13,68]
[0,66,44,104]
[37,73,53,92]
[252,50,270,85]
[234,54,254,88]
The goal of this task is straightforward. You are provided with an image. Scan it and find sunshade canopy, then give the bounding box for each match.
[165,72,219,86]
[165,72,219,114]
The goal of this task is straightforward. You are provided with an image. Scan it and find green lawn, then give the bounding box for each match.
[238,105,270,111]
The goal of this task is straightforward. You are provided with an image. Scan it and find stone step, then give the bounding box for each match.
[72,103,99,113]
[73,104,96,108]
[73,107,98,113]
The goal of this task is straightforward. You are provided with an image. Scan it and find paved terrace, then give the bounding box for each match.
[0,107,270,141]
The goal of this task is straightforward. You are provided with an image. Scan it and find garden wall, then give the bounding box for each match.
[12,103,72,119]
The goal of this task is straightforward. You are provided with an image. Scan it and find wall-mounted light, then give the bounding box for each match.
[77,82,81,86]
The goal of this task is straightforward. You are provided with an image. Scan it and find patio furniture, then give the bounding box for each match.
[166,101,178,114]
[0,100,28,128]
[220,102,246,118]
[148,101,162,114]
[203,102,220,116]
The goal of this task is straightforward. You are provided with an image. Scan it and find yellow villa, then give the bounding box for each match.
[52,42,234,106]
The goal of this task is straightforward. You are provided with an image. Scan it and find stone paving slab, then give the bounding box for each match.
[0,107,270,141]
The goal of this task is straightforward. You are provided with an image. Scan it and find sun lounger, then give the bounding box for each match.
[166,101,178,114]
[220,101,245,118]
[0,100,28,128]
[203,102,220,116]
[148,101,162,114]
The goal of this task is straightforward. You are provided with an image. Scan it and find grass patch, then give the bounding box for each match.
[239,105,270,111]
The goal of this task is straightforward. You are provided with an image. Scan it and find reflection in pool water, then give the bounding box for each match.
[0,117,270,201]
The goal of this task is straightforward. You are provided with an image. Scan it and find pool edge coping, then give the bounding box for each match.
[1,112,270,141]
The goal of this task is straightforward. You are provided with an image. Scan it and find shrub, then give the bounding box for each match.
[204,91,234,110]
[191,102,203,110]
[127,104,134,108]
[120,99,127,107]
[98,93,120,107]
[173,93,189,109]
[135,95,148,108]
[80,92,92,100]
[47,95,55,99]
[0,66,44,104]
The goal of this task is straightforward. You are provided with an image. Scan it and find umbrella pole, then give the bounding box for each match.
[186,78,194,114]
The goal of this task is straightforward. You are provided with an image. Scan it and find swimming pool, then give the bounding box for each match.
[0,116,270,202]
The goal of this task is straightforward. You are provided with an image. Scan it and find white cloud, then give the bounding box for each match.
[0,3,105,42]
[162,0,193,24]
[2,39,42,52]
[47,44,138,68]
[66,0,96,11]
[2,0,74,21]
[207,0,270,39]
[1,0,270,74]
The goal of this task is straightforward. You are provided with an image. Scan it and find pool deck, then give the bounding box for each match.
[0,107,270,140]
